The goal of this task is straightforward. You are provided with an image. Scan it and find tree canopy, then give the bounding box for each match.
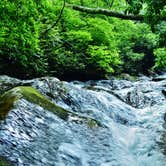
[0,0,165,80]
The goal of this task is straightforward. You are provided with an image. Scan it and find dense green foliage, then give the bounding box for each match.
[125,0,166,19]
[0,0,165,80]
[153,48,166,70]
[0,0,47,77]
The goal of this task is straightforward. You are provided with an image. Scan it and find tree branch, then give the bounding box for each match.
[67,4,166,21]
[43,0,66,35]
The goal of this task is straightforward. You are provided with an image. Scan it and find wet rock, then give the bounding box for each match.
[112,80,166,108]
[87,79,133,91]
[164,113,166,122]
[162,90,166,97]
[0,75,22,95]
[163,113,166,129]
[152,75,166,81]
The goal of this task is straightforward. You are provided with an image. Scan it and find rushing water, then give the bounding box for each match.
[0,74,166,166]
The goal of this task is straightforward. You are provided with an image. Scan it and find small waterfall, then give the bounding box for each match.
[0,74,166,165]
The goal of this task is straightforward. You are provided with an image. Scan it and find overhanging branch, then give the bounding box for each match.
[67,4,166,21]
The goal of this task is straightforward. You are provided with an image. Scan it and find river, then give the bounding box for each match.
[0,74,166,165]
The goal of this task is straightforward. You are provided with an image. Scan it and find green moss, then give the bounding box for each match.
[69,113,101,127]
[0,156,13,166]
[116,73,137,81]
[20,86,68,120]
[86,119,100,128]
[0,87,20,119]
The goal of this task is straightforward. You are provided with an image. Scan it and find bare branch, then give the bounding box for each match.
[66,4,166,21]
[43,0,66,34]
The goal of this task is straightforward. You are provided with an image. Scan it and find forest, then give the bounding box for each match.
[0,0,166,80]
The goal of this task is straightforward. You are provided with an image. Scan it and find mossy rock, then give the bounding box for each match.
[0,86,68,120]
[116,73,137,81]
[0,86,100,127]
